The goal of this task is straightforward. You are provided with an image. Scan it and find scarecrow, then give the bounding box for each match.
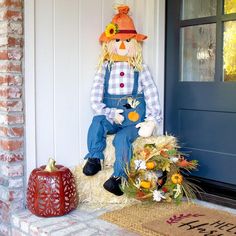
[83,5,162,196]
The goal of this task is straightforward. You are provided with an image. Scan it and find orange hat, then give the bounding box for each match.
[99,5,147,42]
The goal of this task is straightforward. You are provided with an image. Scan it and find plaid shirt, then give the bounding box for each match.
[90,62,162,123]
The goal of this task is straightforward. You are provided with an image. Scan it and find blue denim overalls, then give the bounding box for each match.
[85,65,146,177]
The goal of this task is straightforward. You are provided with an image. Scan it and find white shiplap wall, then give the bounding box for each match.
[24,0,166,177]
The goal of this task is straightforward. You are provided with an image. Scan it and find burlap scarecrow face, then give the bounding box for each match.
[107,38,138,57]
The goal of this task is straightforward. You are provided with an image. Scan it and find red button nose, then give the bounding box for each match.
[120,83,124,88]
[120,72,125,77]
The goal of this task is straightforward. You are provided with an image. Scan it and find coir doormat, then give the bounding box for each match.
[100,203,236,236]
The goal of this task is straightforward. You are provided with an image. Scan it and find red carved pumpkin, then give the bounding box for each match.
[27,159,78,217]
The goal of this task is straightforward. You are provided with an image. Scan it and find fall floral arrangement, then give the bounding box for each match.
[122,136,199,204]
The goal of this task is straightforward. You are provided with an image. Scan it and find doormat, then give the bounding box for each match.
[100,203,236,236]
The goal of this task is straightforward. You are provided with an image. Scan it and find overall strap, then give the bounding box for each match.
[132,71,139,96]
[104,65,111,95]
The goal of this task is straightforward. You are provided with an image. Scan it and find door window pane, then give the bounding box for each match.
[182,0,217,20]
[224,0,236,14]
[224,21,236,82]
[180,24,216,82]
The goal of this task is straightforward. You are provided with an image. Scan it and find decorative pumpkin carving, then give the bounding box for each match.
[27,158,78,217]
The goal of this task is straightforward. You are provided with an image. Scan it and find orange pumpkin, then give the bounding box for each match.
[171,173,183,184]
[146,161,156,170]
[140,180,151,189]
[128,111,139,122]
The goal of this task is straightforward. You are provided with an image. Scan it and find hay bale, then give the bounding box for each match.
[103,135,116,169]
[72,135,177,206]
[103,135,177,168]
[72,164,137,207]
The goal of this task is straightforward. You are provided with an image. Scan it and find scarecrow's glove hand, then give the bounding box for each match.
[113,109,124,125]
[136,118,156,137]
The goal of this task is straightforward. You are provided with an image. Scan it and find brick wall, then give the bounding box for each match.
[0,0,24,235]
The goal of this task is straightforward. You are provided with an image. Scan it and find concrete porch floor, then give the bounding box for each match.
[11,203,138,236]
[11,200,236,236]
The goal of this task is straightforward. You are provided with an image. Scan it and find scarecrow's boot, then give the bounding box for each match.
[103,176,124,196]
[83,158,101,176]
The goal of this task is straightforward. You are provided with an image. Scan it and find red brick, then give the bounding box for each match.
[0,50,9,60]
[8,36,23,47]
[0,49,22,60]
[0,126,23,137]
[0,176,7,186]
[0,21,23,36]
[0,113,24,125]
[0,0,24,231]
[2,177,23,188]
[7,113,23,124]
[0,0,22,8]
[0,199,24,211]
[9,188,24,200]
[0,163,23,177]
[0,35,8,46]
[0,201,11,223]
[0,10,22,21]
[0,152,23,162]
[9,21,23,35]
[0,21,8,35]
[0,100,23,112]
[0,87,21,98]
[0,35,23,47]
[0,139,23,151]
[0,61,21,72]
[0,187,24,202]
[0,75,22,86]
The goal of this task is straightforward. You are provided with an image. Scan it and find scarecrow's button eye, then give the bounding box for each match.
[116,39,120,42]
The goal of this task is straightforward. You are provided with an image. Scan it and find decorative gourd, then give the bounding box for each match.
[128,111,140,122]
[146,161,156,170]
[26,158,78,217]
[140,180,151,189]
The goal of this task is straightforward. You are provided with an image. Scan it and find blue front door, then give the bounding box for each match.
[165,0,236,192]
